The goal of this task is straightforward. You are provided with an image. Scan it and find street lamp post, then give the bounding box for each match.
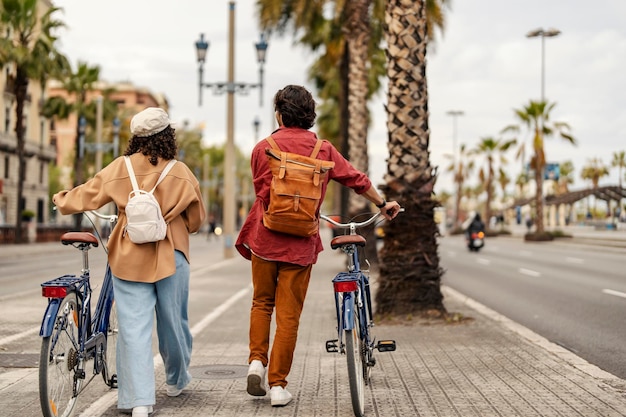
[195,1,268,259]
[526,28,561,103]
[446,110,464,227]
[526,28,560,229]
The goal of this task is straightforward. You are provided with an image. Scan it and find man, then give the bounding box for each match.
[235,85,400,407]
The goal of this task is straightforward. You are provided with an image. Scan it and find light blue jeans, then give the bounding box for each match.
[113,250,193,409]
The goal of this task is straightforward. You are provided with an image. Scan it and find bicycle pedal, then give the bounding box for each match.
[325,339,339,353]
[376,340,396,352]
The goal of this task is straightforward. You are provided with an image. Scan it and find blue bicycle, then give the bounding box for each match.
[38,211,118,417]
[321,211,399,417]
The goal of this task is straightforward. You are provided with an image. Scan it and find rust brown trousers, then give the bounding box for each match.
[249,254,313,388]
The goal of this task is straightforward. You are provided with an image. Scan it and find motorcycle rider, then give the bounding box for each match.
[463,211,485,248]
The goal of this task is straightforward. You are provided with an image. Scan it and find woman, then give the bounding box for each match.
[53,107,205,417]
[236,85,400,407]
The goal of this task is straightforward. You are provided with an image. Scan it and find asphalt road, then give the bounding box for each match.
[439,233,626,380]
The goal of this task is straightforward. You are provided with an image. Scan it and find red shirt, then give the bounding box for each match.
[235,127,372,266]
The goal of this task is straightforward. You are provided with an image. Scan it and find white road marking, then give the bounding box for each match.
[602,289,626,299]
[79,284,252,416]
[565,257,584,264]
[519,268,541,277]
[476,258,491,265]
[0,326,39,346]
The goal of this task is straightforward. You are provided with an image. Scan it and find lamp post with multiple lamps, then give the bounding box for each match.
[526,27,560,229]
[446,109,464,228]
[526,28,560,104]
[195,1,268,259]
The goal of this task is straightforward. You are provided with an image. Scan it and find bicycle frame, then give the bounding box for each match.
[321,213,381,354]
[322,211,398,417]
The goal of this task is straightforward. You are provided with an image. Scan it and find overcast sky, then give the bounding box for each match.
[53,0,626,194]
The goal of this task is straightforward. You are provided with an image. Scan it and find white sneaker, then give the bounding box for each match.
[132,405,153,417]
[246,359,267,396]
[270,386,292,407]
[166,384,183,397]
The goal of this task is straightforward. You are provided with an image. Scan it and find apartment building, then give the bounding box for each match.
[0,0,56,226]
[48,80,168,191]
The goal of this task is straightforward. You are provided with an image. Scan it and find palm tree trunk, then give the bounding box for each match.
[345,0,378,264]
[535,166,545,234]
[14,69,29,244]
[376,0,445,316]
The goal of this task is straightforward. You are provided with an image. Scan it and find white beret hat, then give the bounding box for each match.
[130,107,170,137]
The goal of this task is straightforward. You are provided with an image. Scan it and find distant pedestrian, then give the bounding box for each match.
[525,214,533,232]
[207,213,217,240]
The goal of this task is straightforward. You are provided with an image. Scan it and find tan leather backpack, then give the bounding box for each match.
[262,136,335,237]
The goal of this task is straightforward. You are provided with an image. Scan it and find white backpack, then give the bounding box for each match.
[123,156,177,244]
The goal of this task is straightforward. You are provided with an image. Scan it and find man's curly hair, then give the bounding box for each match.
[124,126,177,165]
[274,85,316,129]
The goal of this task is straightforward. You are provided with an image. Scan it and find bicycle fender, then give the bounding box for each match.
[39,298,61,337]
[342,292,356,331]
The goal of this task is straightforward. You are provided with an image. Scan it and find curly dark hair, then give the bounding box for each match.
[124,126,177,165]
[274,85,316,129]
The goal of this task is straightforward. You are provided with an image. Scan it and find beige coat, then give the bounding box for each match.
[53,153,206,282]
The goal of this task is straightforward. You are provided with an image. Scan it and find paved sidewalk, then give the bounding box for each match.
[1,232,625,416]
[102,234,626,416]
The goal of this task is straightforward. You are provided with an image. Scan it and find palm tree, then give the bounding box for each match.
[581,157,609,189]
[376,0,449,316]
[581,157,610,217]
[556,160,575,195]
[497,167,511,201]
[471,137,516,227]
[445,143,474,231]
[611,150,625,189]
[503,100,575,236]
[0,0,68,243]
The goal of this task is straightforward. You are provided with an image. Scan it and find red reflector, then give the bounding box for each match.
[42,286,68,298]
[334,281,358,293]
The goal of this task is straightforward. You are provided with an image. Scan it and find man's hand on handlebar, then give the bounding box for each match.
[379,201,401,221]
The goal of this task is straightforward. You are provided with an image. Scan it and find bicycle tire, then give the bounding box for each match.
[345,308,365,417]
[39,291,82,417]
[101,300,118,388]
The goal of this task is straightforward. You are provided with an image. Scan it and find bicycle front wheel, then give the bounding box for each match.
[39,291,82,417]
[345,308,365,417]
[102,300,118,388]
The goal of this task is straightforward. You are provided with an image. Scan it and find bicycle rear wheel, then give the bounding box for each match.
[39,291,82,417]
[101,300,118,388]
[345,308,365,417]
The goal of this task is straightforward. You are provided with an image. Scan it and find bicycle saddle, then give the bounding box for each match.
[330,234,366,249]
[61,232,99,247]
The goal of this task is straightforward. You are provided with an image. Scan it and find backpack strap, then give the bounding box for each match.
[310,139,323,158]
[265,135,280,151]
[124,156,177,194]
[148,159,177,194]
[123,156,140,192]
[265,136,325,181]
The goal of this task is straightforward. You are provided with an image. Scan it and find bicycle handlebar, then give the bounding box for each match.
[320,208,404,231]
[320,212,381,229]
[88,210,118,224]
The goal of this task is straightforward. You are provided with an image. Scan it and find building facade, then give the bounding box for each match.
[0,0,56,226]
